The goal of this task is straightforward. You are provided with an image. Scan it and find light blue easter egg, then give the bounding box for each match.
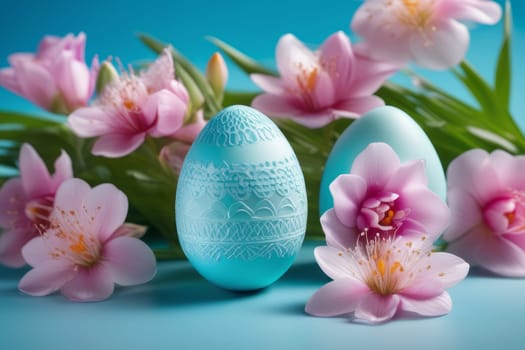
[176,105,307,291]
[319,105,446,216]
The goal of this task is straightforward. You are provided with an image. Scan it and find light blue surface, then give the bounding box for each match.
[176,106,307,290]
[1,241,525,350]
[1,1,525,349]
[319,106,447,215]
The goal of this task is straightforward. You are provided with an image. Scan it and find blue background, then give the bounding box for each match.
[0,0,524,127]
[1,1,525,349]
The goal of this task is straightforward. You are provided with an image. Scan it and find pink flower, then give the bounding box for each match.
[18,178,156,302]
[306,237,469,323]
[68,49,189,158]
[444,149,525,277]
[0,144,72,267]
[351,0,502,69]
[322,143,449,249]
[251,31,398,128]
[0,33,99,114]
[159,110,206,175]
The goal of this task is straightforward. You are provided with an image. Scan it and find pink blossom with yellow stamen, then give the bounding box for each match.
[251,31,398,128]
[18,178,156,302]
[68,48,189,158]
[351,0,502,69]
[306,235,469,324]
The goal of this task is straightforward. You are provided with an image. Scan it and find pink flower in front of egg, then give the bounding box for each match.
[18,178,156,302]
[0,143,72,267]
[306,236,469,324]
[350,0,502,69]
[68,48,189,157]
[251,31,398,128]
[322,142,449,249]
[444,149,525,277]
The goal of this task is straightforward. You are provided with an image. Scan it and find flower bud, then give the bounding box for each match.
[206,52,228,99]
[95,61,119,94]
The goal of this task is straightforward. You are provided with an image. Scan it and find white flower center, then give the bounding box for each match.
[346,233,430,295]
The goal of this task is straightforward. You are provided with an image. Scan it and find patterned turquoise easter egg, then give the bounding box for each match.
[319,106,446,216]
[176,105,307,291]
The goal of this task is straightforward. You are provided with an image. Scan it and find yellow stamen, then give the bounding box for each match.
[376,258,386,276]
[123,99,135,110]
[390,261,402,274]
[69,234,88,254]
[380,209,395,226]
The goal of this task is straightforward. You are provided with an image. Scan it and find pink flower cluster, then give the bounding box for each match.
[307,143,469,324]
[351,0,502,69]
[252,0,501,127]
[0,144,156,302]
[0,33,98,114]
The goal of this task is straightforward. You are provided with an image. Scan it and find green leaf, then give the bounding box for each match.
[494,0,512,110]
[207,36,278,76]
[175,62,205,119]
[454,61,499,116]
[222,90,258,107]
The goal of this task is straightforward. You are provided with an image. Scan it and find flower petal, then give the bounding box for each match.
[448,225,525,277]
[19,143,53,198]
[52,178,91,217]
[276,34,317,86]
[330,174,367,228]
[439,0,502,24]
[0,177,26,227]
[489,150,525,190]
[401,278,444,300]
[14,59,57,110]
[50,150,73,191]
[0,67,23,95]
[427,252,470,289]
[68,106,117,137]
[305,279,370,317]
[53,51,90,108]
[91,133,146,158]
[319,31,354,94]
[409,19,469,70]
[0,229,33,267]
[104,236,156,286]
[251,74,286,95]
[354,293,400,324]
[399,292,452,317]
[21,236,53,267]
[444,189,482,242]
[83,183,128,242]
[399,188,451,238]
[18,261,75,296]
[349,53,400,96]
[321,210,360,249]
[144,89,186,137]
[60,264,114,302]
[314,245,358,280]
[386,159,427,192]
[447,149,502,204]
[351,142,401,190]
[251,93,302,117]
[172,110,206,143]
[332,95,384,118]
